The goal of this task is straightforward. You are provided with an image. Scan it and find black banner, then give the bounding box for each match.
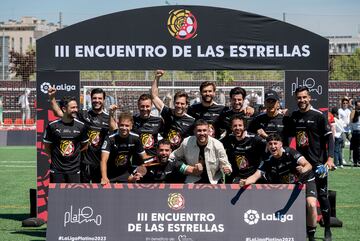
[284,71,329,111]
[36,71,80,221]
[37,6,328,71]
[47,184,306,241]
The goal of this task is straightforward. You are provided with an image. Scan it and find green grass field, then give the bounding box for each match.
[0,146,359,240]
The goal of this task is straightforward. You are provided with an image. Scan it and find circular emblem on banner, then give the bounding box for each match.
[40,82,52,94]
[244,209,260,225]
[140,133,154,149]
[167,9,198,40]
[168,193,185,210]
[60,140,75,156]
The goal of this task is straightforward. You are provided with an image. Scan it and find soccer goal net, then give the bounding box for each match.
[82,85,264,115]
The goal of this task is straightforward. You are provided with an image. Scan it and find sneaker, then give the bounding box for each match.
[343,160,347,164]
[339,165,344,168]
[324,228,332,241]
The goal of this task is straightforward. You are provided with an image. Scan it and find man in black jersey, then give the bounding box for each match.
[187,81,225,138]
[222,115,266,183]
[288,86,335,241]
[49,87,110,183]
[43,96,89,183]
[239,133,318,241]
[128,139,185,183]
[219,87,254,137]
[248,90,289,145]
[151,70,195,150]
[100,113,150,184]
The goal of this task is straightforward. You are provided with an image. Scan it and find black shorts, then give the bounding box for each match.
[305,179,317,198]
[50,170,81,183]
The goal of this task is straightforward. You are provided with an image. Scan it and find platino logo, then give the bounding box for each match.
[40,82,76,94]
[64,205,102,227]
[244,209,294,225]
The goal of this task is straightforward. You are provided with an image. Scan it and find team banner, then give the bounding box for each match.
[284,70,329,111]
[36,71,80,221]
[37,6,328,71]
[47,184,306,241]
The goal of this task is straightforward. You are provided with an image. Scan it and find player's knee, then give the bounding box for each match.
[306,197,317,210]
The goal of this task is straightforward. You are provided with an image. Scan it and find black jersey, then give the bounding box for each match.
[161,106,195,149]
[187,103,226,138]
[222,132,266,180]
[218,109,252,136]
[139,158,185,183]
[43,119,89,173]
[248,113,290,146]
[77,110,110,166]
[101,132,145,181]
[289,107,332,166]
[132,114,163,156]
[259,147,314,184]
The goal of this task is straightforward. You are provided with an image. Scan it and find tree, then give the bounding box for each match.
[330,49,360,80]
[8,49,36,82]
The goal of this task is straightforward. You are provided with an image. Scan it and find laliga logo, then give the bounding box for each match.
[244,210,260,225]
[244,209,293,225]
[167,9,198,40]
[40,82,76,94]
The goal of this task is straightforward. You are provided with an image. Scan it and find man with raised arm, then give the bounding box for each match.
[151,70,195,150]
[48,87,110,183]
[43,96,89,183]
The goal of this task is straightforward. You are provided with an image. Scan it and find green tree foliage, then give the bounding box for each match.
[330,49,360,80]
[8,49,36,82]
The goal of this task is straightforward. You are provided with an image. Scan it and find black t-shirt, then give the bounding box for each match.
[77,110,110,166]
[187,103,226,138]
[101,132,145,181]
[195,144,210,184]
[140,157,185,183]
[218,108,252,137]
[132,114,163,156]
[248,112,290,146]
[222,132,266,180]
[258,147,314,184]
[43,119,89,173]
[288,107,332,166]
[161,106,195,149]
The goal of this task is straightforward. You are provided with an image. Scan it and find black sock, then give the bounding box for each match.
[307,226,316,238]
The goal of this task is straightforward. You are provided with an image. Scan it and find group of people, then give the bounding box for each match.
[330,97,360,168]
[43,70,340,241]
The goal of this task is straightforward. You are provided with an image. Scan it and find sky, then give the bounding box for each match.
[1,0,360,37]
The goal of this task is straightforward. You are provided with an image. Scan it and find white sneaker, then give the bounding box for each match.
[339,165,344,168]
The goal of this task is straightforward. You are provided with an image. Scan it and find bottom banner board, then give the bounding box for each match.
[47,184,305,241]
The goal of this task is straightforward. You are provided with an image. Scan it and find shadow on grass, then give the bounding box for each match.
[0,213,30,221]
[12,229,46,238]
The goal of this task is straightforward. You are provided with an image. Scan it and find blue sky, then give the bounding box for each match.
[1,0,360,36]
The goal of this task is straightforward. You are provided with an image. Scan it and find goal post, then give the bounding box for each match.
[82,85,265,114]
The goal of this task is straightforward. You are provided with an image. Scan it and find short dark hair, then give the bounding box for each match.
[138,93,152,105]
[174,91,189,105]
[157,139,172,148]
[91,88,106,99]
[341,97,349,104]
[266,133,283,142]
[295,86,310,95]
[118,112,133,124]
[229,87,247,99]
[194,119,209,128]
[59,96,77,109]
[230,114,246,125]
[200,81,216,92]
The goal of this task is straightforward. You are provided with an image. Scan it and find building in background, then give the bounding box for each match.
[0,16,60,54]
[328,35,360,55]
[0,36,10,79]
